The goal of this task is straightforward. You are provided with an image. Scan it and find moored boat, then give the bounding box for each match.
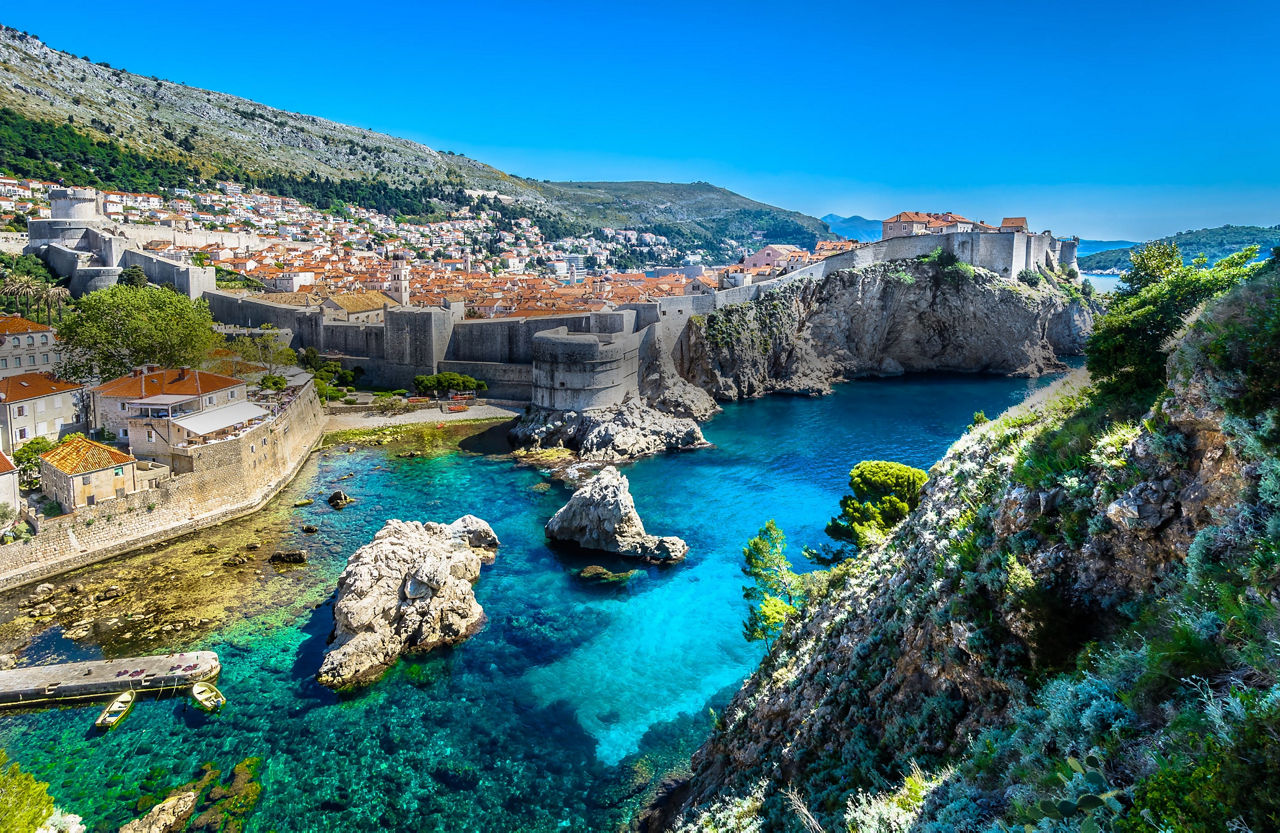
[191,681,226,712]
[94,689,136,730]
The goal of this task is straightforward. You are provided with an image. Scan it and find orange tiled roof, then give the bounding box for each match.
[92,368,243,399]
[40,435,135,476]
[0,372,80,403]
[0,453,15,475]
[0,315,52,335]
[1001,217,1029,228]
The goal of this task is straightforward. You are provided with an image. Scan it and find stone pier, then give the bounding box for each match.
[0,651,220,707]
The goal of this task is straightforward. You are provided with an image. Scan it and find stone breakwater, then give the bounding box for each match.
[674,259,1097,402]
[509,401,707,463]
[546,467,688,562]
[317,516,500,689]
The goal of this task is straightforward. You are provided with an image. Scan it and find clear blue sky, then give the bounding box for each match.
[5,0,1277,239]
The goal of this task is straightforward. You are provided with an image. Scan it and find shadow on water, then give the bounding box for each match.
[457,418,519,455]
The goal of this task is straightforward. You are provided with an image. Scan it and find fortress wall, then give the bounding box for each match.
[445,314,595,365]
[318,321,385,362]
[43,243,86,279]
[385,307,453,370]
[437,360,533,400]
[120,249,216,297]
[203,291,324,347]
[531,328,640,411]
[115,224,270,251]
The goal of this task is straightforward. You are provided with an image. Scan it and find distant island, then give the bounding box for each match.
[1079,223,1280,271]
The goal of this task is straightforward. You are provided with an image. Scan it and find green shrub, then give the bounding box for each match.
[260,374,287,391]
[826,460,928,546]
[0,749,54,832]
[919,247,975,285]
[413,372,487,397]
[1199,257,1280,418]
[1018,268,1042,287]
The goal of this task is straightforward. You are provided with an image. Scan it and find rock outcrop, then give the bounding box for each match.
[510,400,707,463]
[674,260,1097,401]
[118,792,197,833]
[317,516,500,689]
[546,467,688,561]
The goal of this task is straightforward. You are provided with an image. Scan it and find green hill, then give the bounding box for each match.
[0,25,829,255]
[1079,224,1280,271]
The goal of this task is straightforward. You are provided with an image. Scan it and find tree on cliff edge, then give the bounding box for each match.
[742,520,803,649]
[55,285,222,383]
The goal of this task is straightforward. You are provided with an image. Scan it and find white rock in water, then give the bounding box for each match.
[510,400,706,462]
[545,467,688,562]
[317,516,500,689]
[117,792,195,833]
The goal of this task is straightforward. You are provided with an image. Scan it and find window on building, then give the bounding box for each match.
[0,359,7,369]
[206,395,215,405]
[17,428,27,439]
[40,335,48,345]
[113,467,123,476]
[120,428,128,437]
[229,390,237,400]
[8,338,16,347]
[13,356,19,367]
[14,405,24,417]
[146,429,155,442]
[25,336,33,346]
[82,475,91,485]
[42,354,49,364]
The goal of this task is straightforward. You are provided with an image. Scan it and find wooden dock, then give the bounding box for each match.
[0,651,221,708]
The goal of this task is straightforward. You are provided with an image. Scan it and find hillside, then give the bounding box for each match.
[643,250,1280,831]
[1080,223,1280,271]
[1076,237,1140,256]
[821,213,882,242]
[0,25,828,253]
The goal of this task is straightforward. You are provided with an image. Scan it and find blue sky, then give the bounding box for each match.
[5,0,1278,239]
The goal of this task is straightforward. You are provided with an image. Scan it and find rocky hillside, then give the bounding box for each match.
[675,256,1096,402]
[1080,224,1280,272]
[0,26,828,251]
[642,253,1280,831]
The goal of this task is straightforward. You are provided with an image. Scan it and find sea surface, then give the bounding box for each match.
[0,373,1057,831]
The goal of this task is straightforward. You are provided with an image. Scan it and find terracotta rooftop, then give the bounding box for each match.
[92,368,243,399]
[0,372,80,403]
[0,315,52,335]
[40,435,135,476]
[0,453,15,476]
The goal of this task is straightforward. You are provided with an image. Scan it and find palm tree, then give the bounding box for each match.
[2,275,40,320]
[43,286,71,323]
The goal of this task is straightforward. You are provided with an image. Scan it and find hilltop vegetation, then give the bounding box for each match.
[1079,224,1280,271]
[0,26,828,255]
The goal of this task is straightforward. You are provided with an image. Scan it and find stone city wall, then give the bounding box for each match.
[0,381,325,591]
[531,328,641,411]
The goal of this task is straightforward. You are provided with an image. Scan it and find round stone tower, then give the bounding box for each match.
[49,187,102,221]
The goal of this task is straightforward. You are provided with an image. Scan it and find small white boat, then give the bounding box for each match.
[95,690,136,730]
[191,681,226,712]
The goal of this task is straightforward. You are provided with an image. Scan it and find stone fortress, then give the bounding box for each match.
[27,188,1082,412]
[24,187,218,298]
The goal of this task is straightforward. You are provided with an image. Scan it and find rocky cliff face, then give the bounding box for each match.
[642,316,1264,830]
[318,516,499,689]
[546,467,688,562]
[675,260,1096,401]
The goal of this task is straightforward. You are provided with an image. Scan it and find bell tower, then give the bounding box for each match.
[389,252,411,306]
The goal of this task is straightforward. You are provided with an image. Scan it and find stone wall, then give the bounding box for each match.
[119,249,216,297]
[0,381,325,591]
[530,328,641,410]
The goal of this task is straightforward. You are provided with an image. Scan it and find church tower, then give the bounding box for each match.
[389,253,411,306]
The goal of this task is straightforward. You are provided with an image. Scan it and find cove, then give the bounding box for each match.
[0,371,1057,832]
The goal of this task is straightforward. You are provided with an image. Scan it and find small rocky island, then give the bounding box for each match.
[546,467,688,561]
[317,516,500,689]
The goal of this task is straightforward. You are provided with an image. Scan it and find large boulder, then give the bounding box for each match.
[118,792,197,833]
[545,467,688,562]
[317,516,500,689]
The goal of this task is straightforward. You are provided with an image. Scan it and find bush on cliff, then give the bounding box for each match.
[1197,256,1280,419]
[1085,242,1259,399]
[741,520,803,648]
[825,460,928,547]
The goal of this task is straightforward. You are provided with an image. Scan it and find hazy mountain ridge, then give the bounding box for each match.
[0,25,828,251]
[821,213,882,241]
[1079,224,1280,271]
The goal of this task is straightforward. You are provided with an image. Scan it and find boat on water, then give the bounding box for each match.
[191,681,226,712]
[94,690,136,730]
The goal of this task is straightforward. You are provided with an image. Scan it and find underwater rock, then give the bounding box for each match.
[318,516,500,689]
[269,550,308,564]
[327,491,355,509]
[118,790,197,833]
[578,565,638,583]
[293,499,313,507]
[546,467,688,562]
[302,524,319,534]
[0,653,14,670]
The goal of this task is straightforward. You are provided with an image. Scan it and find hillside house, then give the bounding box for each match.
[89,367,248,443]
[0,373,82,455]
[0,316,60,379]
[38,436,168,510]
[743,244,799,270]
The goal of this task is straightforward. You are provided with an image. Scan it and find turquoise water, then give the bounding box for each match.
[0,373,1055,831]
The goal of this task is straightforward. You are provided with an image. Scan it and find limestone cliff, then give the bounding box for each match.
[675,259,1096,401]
[641,266,1279,831]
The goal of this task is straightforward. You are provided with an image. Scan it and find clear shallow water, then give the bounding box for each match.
[0,373,1055,831]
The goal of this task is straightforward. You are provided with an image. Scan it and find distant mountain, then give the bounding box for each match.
[0,26,830,253]
[1076,238,1141,257]
[822,214,882,242]
[1079,225,1280,272]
